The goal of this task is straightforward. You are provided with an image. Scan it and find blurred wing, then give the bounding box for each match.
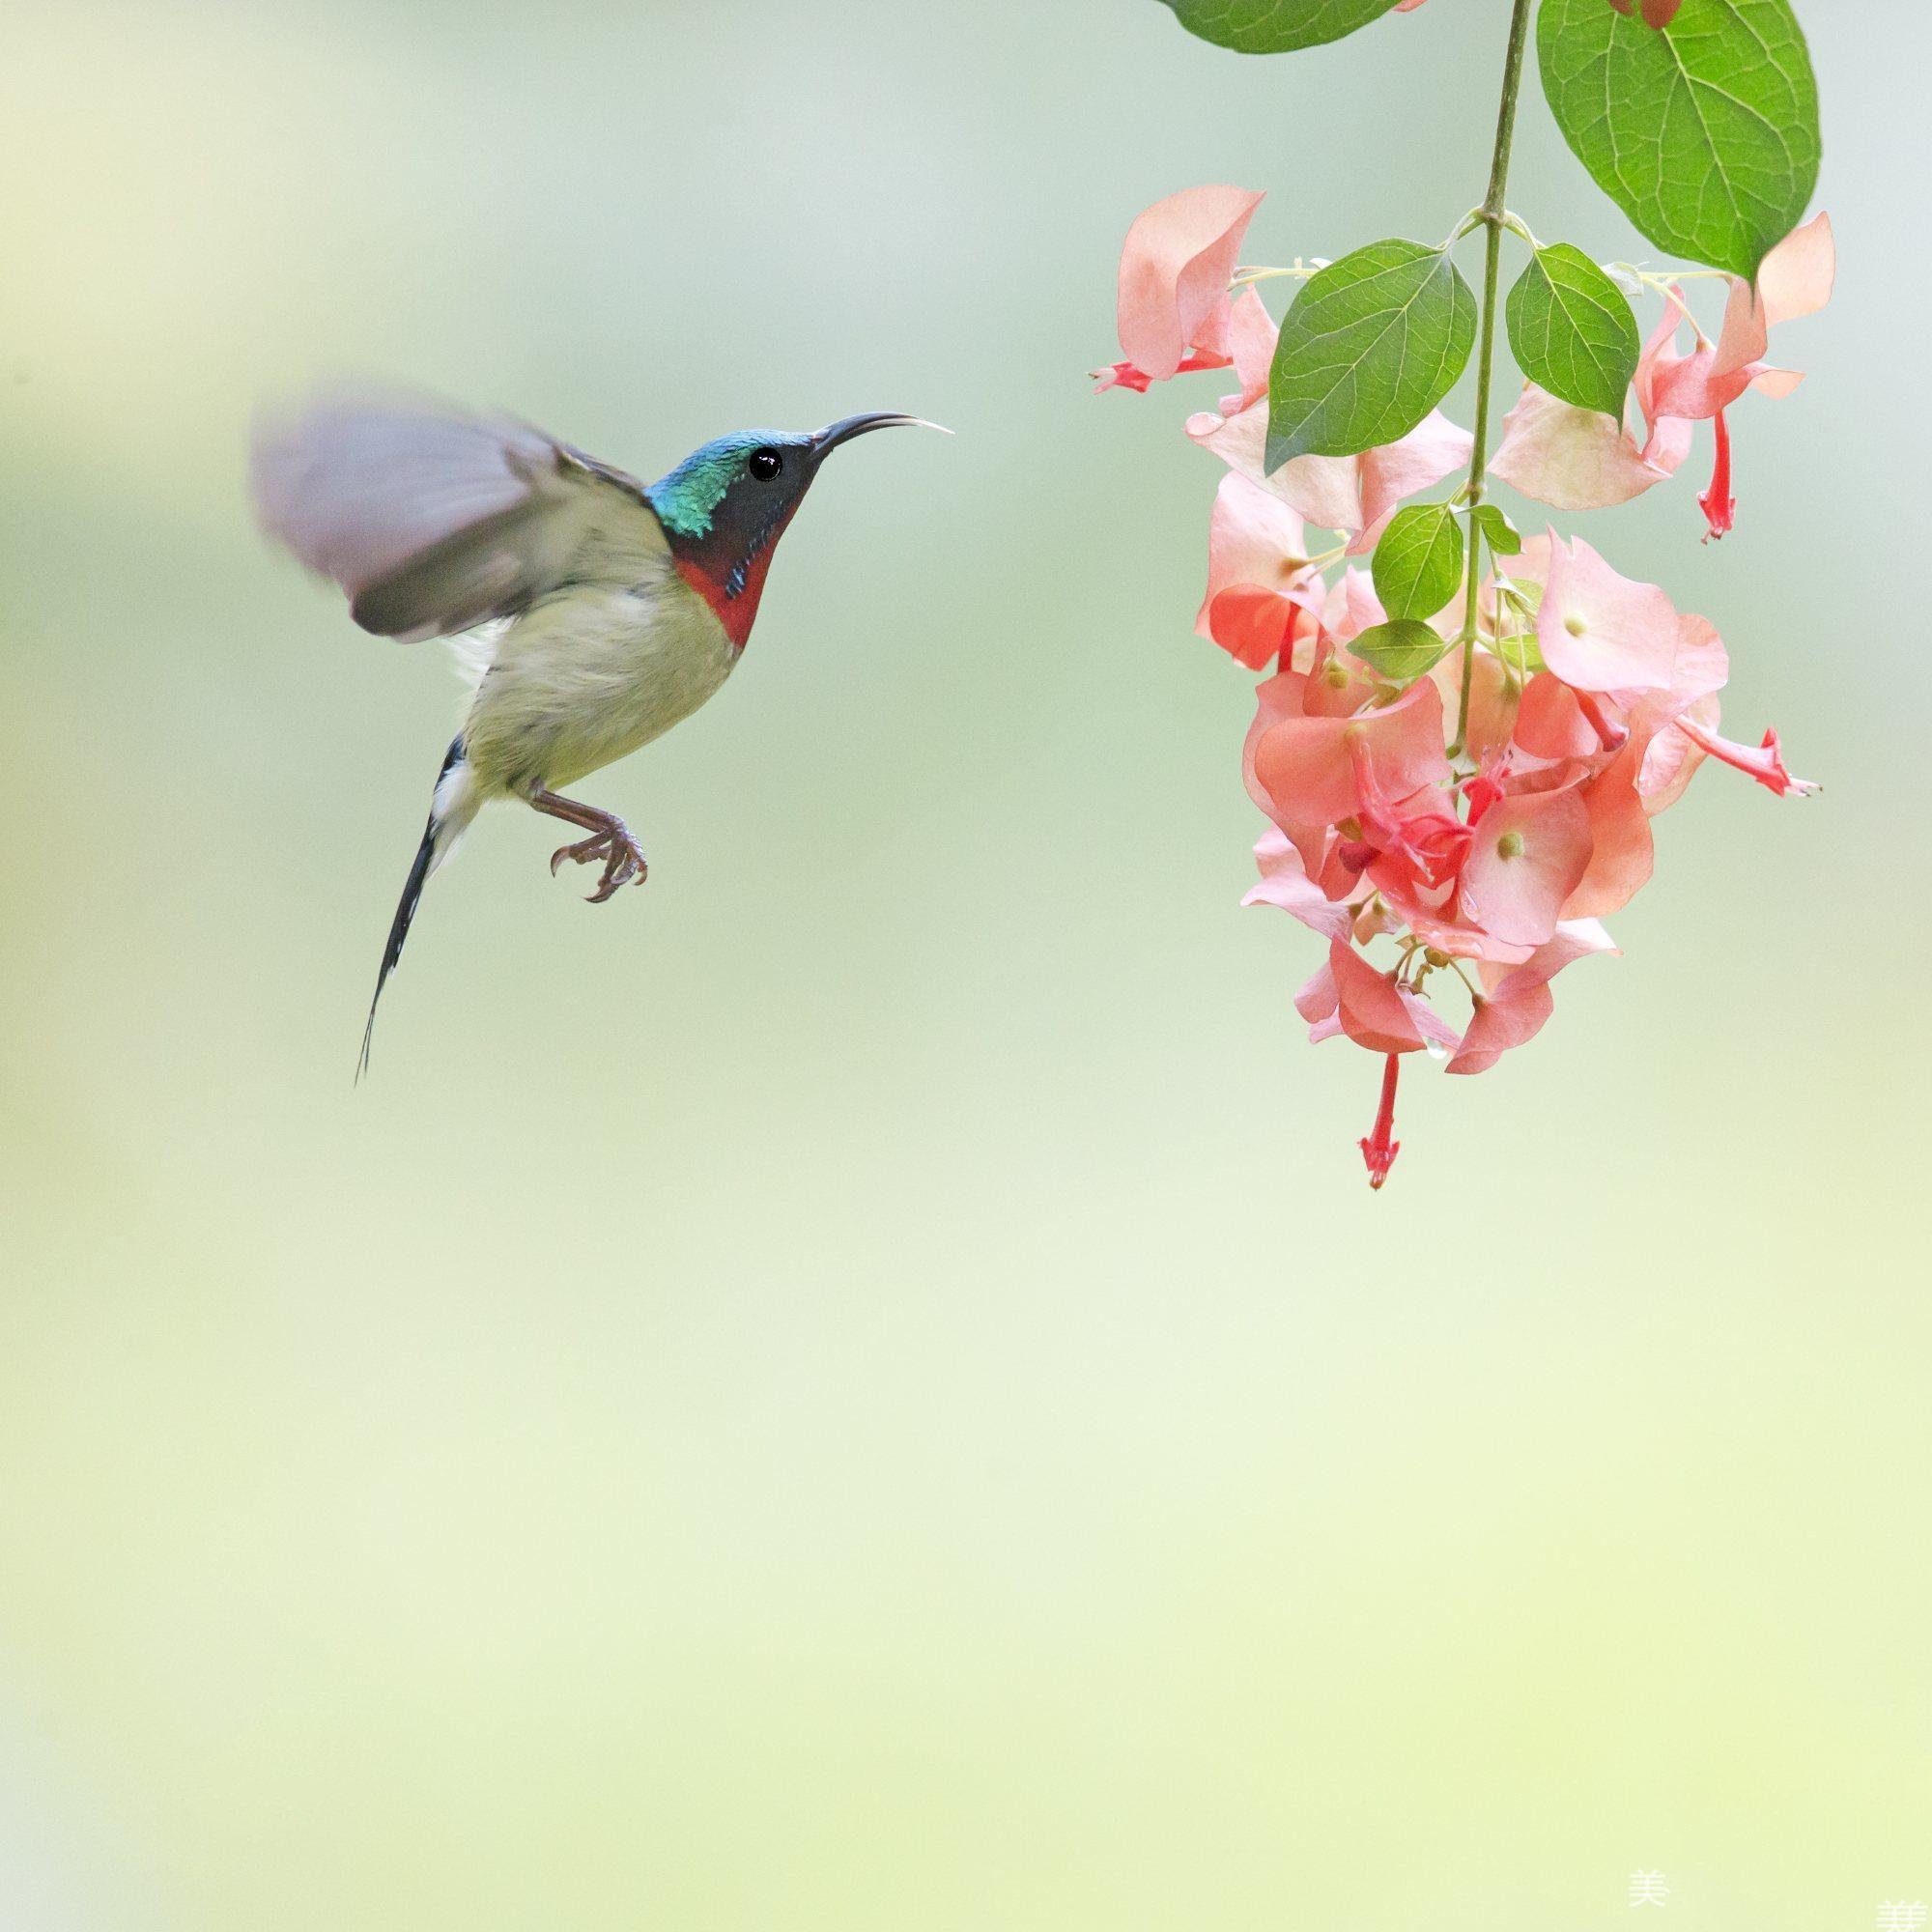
[250,392,668,641]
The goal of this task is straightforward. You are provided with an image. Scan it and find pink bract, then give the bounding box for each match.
[1113,185,1264,386]
[1538,536,1680,693]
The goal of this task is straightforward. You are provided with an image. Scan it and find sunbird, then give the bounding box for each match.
[250,392,946,1072]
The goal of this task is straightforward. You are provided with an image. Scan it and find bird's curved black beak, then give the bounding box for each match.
[810,412,952,456]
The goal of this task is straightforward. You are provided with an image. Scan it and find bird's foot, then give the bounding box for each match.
[549,823,648,904]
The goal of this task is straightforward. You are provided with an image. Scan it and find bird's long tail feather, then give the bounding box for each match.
[357,736,471,1080]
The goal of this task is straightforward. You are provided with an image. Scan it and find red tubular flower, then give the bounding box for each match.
[1668,718,1819,799]
[1698,408,1735,541]
[1094,351,1229,395]
[1360,1055,1402,1192]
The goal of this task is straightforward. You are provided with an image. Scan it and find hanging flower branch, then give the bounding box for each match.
[1097,0,1833,1190]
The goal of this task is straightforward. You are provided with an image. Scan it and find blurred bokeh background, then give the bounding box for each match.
[1,1,1925,1926]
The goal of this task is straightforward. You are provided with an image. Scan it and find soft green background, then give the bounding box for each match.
[1,2,1925,1927]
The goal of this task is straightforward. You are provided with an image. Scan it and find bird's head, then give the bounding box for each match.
[647,413,946,649]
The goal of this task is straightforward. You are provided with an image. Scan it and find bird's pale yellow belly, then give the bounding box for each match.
[458,575,736,797]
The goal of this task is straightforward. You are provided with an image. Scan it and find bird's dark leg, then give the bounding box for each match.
[529,789,648,905]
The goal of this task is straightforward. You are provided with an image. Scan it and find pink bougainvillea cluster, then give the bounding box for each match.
[1096,185,1833,1188]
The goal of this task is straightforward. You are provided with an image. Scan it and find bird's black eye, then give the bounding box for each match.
[748,446,783,482]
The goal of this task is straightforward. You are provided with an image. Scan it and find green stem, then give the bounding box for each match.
[1450,0,1536,762]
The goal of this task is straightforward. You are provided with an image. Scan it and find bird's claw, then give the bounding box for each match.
[549,825,648,903]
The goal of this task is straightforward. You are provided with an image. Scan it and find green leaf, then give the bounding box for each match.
[1495,577,1544,623]
[1158,0,1401,53]
[1348,619,1450,686]
[1490,627,1548,681]
[1266,240,1477,467]
[1505,242,1640,417]
[1372,504,1465,622]
[1507,629,1547,669]
[1537,0,1821,280]
[1470,504,1522,555]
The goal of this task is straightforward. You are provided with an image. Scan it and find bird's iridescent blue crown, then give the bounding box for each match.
[647,430,812,539]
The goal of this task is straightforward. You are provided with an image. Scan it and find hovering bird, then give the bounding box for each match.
[250,392,946,1072]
